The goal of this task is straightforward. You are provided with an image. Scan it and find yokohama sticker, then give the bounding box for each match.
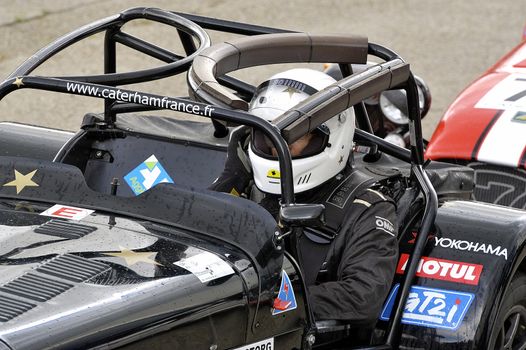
[396,253,483,285]
[434,237,508,260]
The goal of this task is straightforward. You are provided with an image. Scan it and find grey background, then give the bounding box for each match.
[0,0,525,138]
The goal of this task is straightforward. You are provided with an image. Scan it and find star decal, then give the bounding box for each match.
[283,86,299,98]
[3,169,39,194]
[12,77,24,88]
[15,201,35,212]
[104,246,162,266]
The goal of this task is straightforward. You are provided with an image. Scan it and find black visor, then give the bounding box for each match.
[251,126,330,160]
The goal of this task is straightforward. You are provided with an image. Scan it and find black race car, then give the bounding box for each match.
[0,7,525,350]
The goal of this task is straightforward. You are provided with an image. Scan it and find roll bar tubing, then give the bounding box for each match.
[0,9,438,349]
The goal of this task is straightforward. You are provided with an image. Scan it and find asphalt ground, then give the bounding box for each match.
[0,0,525,139]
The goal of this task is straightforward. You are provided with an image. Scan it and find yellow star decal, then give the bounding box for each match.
[12,77,24,88]
[3,169,39,194]
[15,201,35,212]
[104,246,162,266]
[283,86,299,98]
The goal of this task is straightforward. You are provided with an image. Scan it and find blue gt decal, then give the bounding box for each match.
[124,155,174,196]
[380,284,474,330]
[272,270,297,315]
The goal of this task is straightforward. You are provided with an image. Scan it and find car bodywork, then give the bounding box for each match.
[426,35,526,209]
[0,8,526,350]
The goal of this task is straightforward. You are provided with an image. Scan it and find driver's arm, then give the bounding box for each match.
[308,193,398,326]
[209,126,252,197]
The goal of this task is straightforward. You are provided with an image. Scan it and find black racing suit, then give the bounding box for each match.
[210,128,398,327]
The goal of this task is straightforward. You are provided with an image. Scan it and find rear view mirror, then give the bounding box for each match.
[379,75,431,124]
[279,203,326,228]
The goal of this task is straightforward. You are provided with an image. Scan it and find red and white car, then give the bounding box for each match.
[426,26,526,209]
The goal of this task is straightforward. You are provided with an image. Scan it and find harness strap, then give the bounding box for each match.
[299,169,376,286]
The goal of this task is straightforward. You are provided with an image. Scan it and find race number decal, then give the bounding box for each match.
[380,284,474,330]
[124,155,174,195]
[476,73,526,111]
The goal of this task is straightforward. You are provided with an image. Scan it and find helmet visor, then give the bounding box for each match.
[251,126,329,160]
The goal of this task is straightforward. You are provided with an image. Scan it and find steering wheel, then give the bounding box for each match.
[8,7,210,86]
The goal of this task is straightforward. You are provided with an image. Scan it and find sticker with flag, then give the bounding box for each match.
[124,155,174,196]
[272,270,297,315]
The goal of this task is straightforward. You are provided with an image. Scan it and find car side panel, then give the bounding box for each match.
[379,200,526,349]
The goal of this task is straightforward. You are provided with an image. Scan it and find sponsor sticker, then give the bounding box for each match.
[124,155,173,196]
[272,270,297,315]
[380,284,474,330]
[231,337,274,350]
[40,204,94,221]
[434,236,508,260]
[174,251,234,283]
[408,233,508,260]
[396,253,483,285]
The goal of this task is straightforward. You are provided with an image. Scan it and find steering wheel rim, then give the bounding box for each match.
[8,7,210,86]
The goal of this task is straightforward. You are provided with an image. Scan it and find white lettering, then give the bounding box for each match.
[464,266,477,281]
[422,260,440,275]
[438,262,453,277]
[449,264,468,279]
[434,237,507,259]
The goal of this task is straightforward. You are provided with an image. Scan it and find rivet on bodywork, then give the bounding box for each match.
[306,334,316,345]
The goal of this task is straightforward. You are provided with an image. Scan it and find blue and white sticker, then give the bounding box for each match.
[272,270,297,315]
[380,284,474,330]
[124,155,174,195]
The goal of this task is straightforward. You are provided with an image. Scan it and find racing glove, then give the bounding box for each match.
[209,126,252,197]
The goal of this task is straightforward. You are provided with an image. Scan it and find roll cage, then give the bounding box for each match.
[0,7,438,349]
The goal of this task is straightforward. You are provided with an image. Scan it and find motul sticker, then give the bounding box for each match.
[380,284,474,330]
[40,204,94,221]
[231,337,274,350]
[272,270,297,315]
[396,253,483,285]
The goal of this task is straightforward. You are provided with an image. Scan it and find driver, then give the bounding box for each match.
[210,68,398,327]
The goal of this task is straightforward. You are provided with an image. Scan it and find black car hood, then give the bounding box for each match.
[0,156,283,349]
[0,208,253,349]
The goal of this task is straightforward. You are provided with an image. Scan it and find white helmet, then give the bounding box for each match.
[248,68,355,194]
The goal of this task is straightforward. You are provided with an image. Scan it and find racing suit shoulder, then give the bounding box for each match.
[308,186,398,324]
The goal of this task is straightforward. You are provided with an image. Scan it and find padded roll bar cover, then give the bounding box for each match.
[281,61,410,143]
[189,33,368,110]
